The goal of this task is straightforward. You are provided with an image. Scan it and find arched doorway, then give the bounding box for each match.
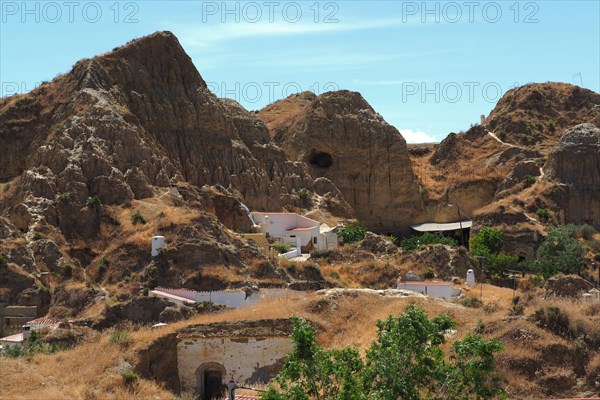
[195,362,226,400]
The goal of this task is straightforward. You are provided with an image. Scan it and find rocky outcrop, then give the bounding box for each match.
[405,244,483,280]
[496,159,542,193]
[486,83,600,147]
[258,91,422,232]
[544,123,600,228]
[96,296,177,328]
[358,232,398,254]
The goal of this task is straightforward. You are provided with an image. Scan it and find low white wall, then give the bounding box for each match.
[396,284,454,300]
[151,288,305,308]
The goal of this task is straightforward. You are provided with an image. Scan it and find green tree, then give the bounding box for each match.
[470,227,503,257]
[264,306,505,400]
[536,225,584,277]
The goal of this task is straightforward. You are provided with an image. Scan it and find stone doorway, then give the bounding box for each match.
[195,362,226,400]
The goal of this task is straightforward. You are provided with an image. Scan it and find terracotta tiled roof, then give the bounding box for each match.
[236,396,260,400]
[24,316,60,329]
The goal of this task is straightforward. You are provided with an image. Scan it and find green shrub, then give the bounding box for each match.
[120,369,139,385]
[565,224,597,240]
[0,254,7,268]
[338,222,367,244]
[131,210,147,225]
[522,175,536,187]
[61,263,73,278]
[56,192,70,202]
[1,182,10,193]
[271,242,292,254]
[401,232,458,251]
[86,195,101,207]
[423,268,435,279]
[110,330,133,345]
[286,262,297,273]
[98,257,109,275]
[547,119,556,132]
[536,208,551,220]
[461,296,483,308]
[386,235,398,245]
[295,188,311,202]
[509,304,525,316]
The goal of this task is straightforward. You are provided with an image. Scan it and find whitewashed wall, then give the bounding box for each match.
[177,336,293,393]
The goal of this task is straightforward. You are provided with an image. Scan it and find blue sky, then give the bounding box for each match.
[1,1,598,142]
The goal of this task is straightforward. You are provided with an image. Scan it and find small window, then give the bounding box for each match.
[290,235,296,238]
[313,237,318,244]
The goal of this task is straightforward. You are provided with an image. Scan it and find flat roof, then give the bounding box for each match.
[287,227,315,231]
[150,290,196,304]
[411,220,472,232]
[398,281,453,286]
[0,333,24,342]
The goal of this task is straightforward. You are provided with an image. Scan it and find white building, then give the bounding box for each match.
[396,281,457,300]
[251,212,338,253]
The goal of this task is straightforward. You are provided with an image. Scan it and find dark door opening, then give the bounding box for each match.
[204,370,223,400]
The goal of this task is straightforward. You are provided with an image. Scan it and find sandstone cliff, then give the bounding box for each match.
[544,123,600,228]
[258,91,422,232]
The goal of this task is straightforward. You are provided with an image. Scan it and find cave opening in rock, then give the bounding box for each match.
[309,152,333,168]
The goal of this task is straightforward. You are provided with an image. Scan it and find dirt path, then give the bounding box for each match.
[487,131,515,147]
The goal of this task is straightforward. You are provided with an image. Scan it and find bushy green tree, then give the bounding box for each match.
[470,227,503,257]
[264,306,505,400]
[338,222,367,244]
[469,227,518,276]
[535,225,584,277]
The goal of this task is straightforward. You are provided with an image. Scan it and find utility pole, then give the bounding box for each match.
[448,204,465,246]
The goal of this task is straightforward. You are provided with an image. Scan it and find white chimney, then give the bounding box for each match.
[466,269,476,287]
[151,236,165,257]
[22,325,31,341]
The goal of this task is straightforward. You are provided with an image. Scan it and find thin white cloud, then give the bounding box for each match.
[174,17,407,48]
[399,128,438,143]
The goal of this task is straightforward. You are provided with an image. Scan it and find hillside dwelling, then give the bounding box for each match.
[251,212,339,253]
[396,281,457,300]
[410,220,472,246]
[0,305,37,337]
[0,316,60,350]
[138,319,293,400]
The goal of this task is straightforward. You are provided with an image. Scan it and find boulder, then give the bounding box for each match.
[358,231,398,254]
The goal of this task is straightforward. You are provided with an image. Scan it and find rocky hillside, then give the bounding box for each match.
[486,82,600,150]
[0,31,352,317]
[258,91,422,233]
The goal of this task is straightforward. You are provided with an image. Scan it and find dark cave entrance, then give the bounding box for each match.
[309,151,333,168]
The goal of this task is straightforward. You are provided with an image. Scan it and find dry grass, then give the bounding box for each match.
[0,331,172,400]
[409,133,511,202]
[2,286,598,399]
